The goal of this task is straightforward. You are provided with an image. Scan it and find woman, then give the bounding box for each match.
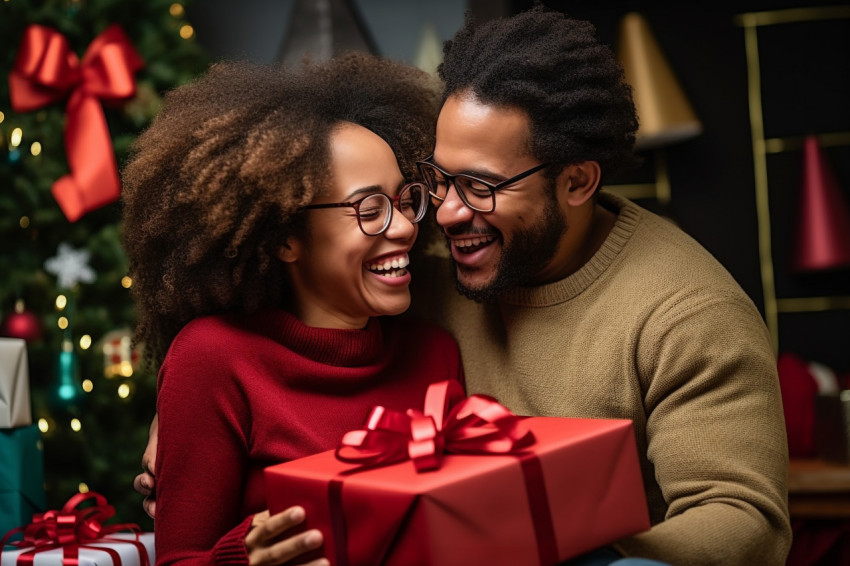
[121,54,462,566]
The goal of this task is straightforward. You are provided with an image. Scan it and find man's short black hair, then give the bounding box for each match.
[438,6,640,184]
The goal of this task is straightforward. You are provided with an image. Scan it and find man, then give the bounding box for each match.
[137,7,790,565]
[411,6,790,565]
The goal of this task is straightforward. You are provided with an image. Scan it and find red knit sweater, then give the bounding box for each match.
[154,309,463,566]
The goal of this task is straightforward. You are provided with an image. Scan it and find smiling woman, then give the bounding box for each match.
[120,54,464,566]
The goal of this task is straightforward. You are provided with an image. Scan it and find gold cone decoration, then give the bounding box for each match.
[792,135,850,272]
[414,22,443,75]
[617,12,702,150]
[276,0,378,66]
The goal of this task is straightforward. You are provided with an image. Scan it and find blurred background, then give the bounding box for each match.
[1,0,848,563]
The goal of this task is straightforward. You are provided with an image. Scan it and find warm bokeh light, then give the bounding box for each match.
[179,24,194,39]
[31,141,41,156]
[38,418,49,433]
[78,483,89,493]
[169,3,184,17]
[19,216,30,229]
[70,418,82,432]
[10,127,22,147]
[82,379,94,392]
[121,276,133,288]
[55,295,67,310]
[80,334,92,349]
[58,316,69,329]
[118,383,131,398]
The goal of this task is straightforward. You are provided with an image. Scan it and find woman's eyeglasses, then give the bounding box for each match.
[300,182,429,236]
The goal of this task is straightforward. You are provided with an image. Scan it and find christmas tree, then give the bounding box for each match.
[0,0,208,528]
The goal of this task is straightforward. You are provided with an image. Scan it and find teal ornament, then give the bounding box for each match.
[51,338,83,407]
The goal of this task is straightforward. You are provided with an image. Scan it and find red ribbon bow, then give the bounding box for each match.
[9,24,144,222]
[336,380,534,472]
[0,492,148,566]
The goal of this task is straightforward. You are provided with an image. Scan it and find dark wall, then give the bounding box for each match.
[189,1,850,370]
[516,1,850,371]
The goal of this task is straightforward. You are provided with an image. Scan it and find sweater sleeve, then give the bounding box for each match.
[155,324,253,566]
[615,293,791,565]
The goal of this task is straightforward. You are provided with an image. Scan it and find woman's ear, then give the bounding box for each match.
[558,161,601,207]
[277,238,301,263]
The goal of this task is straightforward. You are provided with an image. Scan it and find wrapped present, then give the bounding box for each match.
[265,381,650,566]
[1,492,153,566]
[0,425,45,535]
[0,339,31,429]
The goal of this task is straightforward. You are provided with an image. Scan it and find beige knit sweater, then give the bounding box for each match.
[413,192,791,566]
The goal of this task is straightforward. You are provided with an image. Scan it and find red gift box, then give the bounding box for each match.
[265,382,649,566]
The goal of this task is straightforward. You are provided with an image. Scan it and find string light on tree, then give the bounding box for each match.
[8,126,22,164]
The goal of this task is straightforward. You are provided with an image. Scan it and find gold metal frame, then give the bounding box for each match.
[736,6,850,351]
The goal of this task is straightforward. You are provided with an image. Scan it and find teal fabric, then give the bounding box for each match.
[0,424,45,536]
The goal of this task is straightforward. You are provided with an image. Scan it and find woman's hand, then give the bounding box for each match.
[246,508,327,566]
[133,414,159,518]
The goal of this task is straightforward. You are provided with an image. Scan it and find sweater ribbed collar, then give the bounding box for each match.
[252,309,385,367]
[499,192,640,307]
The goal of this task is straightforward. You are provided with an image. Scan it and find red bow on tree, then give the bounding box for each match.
[336,380,535,472]
[9,24,144,222]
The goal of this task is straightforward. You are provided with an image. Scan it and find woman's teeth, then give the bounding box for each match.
[366,256,409,276]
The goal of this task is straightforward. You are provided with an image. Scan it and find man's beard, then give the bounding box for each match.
[451,191,566,302]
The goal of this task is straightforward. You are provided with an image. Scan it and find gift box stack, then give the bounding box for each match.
[0,338,45,536]
[1,338,154,566]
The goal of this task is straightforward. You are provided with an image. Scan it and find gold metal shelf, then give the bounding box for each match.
[764,131,850,154]
[604,150,671,204]
[778,296,850,313]
[736,6,850,28]
[736,6,850,351]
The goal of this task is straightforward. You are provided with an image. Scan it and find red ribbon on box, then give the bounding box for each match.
[336,380,534,471]
[9,24,144,222]
[331,381,558,566]
[0,492,150,566]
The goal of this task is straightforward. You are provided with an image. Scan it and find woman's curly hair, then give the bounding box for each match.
[438,6,640,183]
[121,53,440,368]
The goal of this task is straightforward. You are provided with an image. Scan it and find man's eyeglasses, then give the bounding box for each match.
[299,182,428,236]
[416,157,549,213]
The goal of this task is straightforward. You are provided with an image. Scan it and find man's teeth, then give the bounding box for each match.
[455,235,496,249]
[366,256,409,275]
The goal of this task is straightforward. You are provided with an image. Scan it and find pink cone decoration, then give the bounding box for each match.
[793,135,850,272]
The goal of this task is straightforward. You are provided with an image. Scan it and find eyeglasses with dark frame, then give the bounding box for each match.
[299,182,429,236]
[416,156,550,213]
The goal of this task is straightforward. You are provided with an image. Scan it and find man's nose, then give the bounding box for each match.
[435,183,475,229]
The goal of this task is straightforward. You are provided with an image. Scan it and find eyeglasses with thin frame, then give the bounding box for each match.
[299,182,428,236]
[416,157,550,213]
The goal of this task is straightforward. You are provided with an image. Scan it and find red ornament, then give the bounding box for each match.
[0,300,43,342]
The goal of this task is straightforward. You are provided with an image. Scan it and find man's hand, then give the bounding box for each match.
[246,508,327,566]
[133,414,158,518]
